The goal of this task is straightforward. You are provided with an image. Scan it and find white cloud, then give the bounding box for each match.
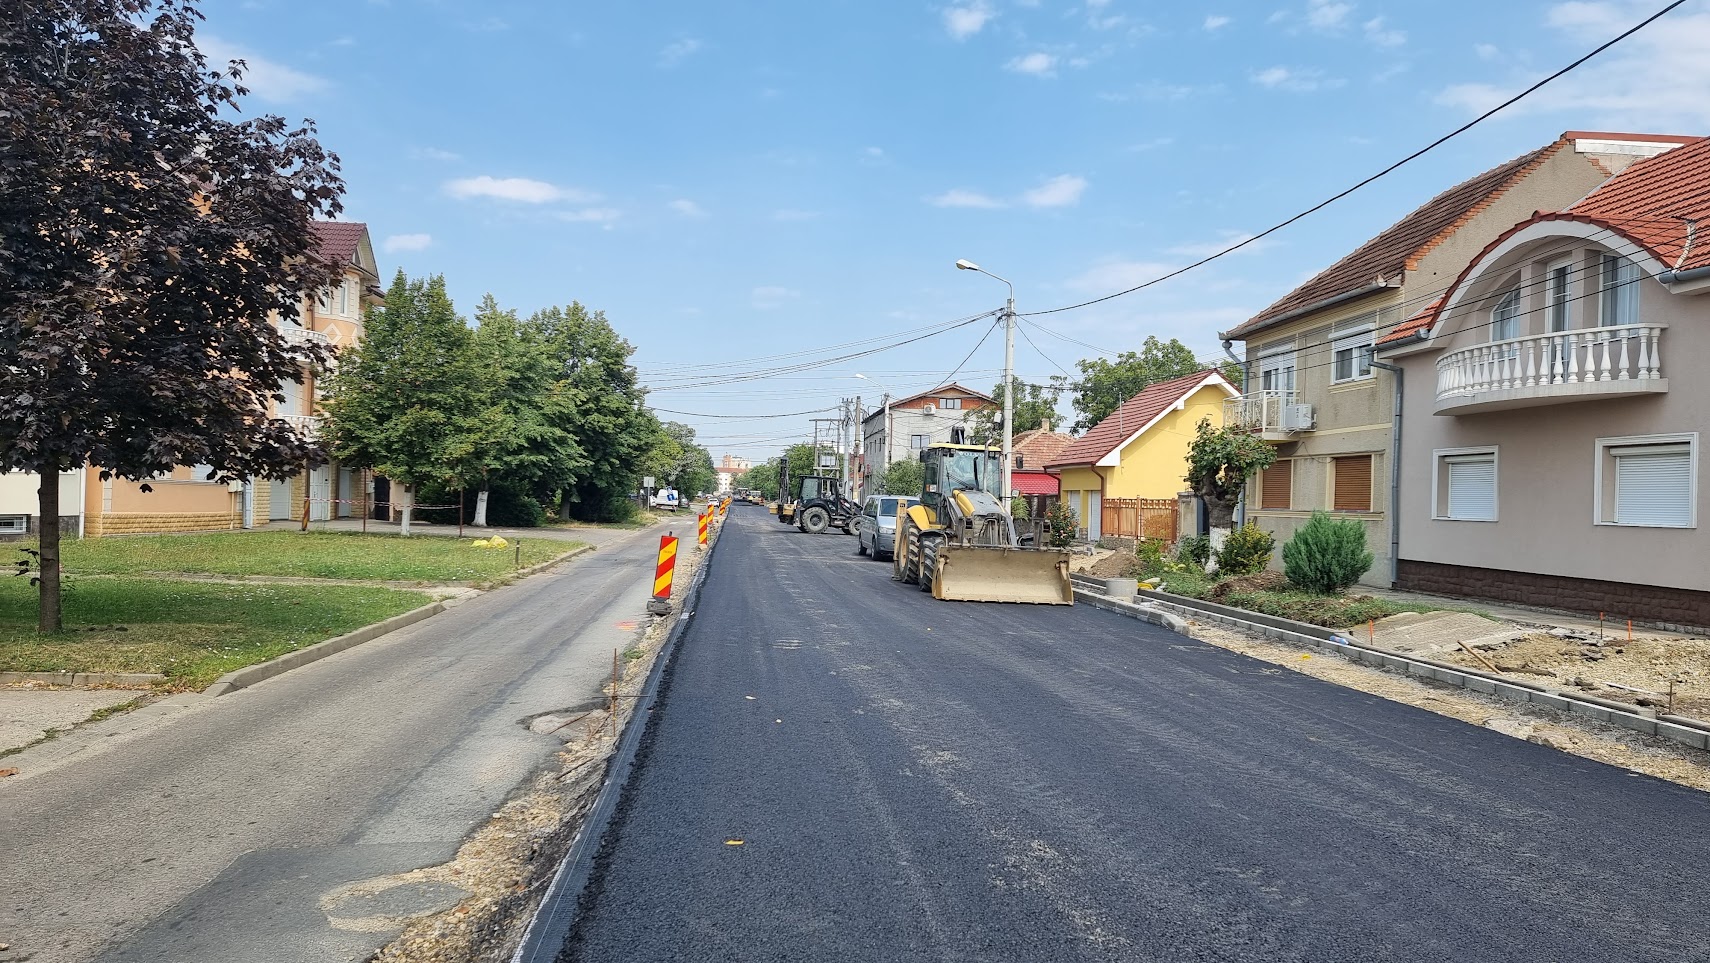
[1250,65,1343,92]
[559,208,622,224]
[944,1,994,40]
[929,188,1006,209]
[382,233,432,253]
[658,38,702,66]
[1306,0,1352,29]
[1474,42,1501,61]
[1204,14,1232,30]
[1005,52,1058,76]
[198,35,330,102]
[1022,174,1088,208]
[669,199,707,217]
[445,175,595,204]
[751,286,800,309]
[1363,16,1406,47]
[1436,1,1710,128]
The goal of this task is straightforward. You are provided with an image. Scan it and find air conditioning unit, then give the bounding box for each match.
[227,480,247,492]
[1282,404,1316,432]
[921,405,935,416]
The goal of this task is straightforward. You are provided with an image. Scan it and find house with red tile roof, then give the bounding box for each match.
[1008,418,1077,512]
[1219,131,1697,586]
[1378,136,1710,630]
[859,383,994,492]
[1045,370,1235,540]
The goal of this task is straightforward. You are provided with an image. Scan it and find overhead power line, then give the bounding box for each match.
[1021,0,1690,318]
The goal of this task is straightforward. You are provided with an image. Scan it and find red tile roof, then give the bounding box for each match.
[312,221,368,265]
[1011,471,1060,496]
[1222,143,1571,342]
[890,382,995,408]
[1381,137,1710,346]
[1012,426,1076,469]
[1046,370,1233,469]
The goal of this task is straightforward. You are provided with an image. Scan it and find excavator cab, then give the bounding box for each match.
[893,444,1073,605]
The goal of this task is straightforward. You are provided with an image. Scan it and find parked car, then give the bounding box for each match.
[649,487,681,511]
[855,494,919,561]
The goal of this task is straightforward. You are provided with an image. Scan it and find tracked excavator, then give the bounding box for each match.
[892,443,1073,605]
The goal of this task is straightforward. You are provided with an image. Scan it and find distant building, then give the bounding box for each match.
[716,454,752,494]
[859,383,996,490]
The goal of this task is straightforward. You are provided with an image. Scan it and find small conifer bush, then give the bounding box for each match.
[1282,511,1374,594]
[1214,522,1275,577]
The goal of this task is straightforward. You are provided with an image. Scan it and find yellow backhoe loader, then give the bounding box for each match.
[892,443,1073,605]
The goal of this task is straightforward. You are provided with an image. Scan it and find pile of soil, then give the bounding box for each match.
[1205,570,1289,600]
[1082,550,1139,579]
[1443,630,1710,719]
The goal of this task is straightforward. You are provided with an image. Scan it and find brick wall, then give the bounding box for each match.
[86,512,242,538]
[1398,559,1710,634]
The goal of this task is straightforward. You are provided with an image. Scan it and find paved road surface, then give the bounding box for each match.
[0,521,669,963]
[565,507,1710,962]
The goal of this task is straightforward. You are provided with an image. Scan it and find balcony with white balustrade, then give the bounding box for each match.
[1223,389,1316,442]
[279,324,331,349]
[1433,323,1667,415]
[282,413,323,438]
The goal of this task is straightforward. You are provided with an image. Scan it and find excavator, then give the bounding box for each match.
[892,442,1073,605]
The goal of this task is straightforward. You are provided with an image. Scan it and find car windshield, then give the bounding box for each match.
[942,450,1001,497]
[880,498,898,516]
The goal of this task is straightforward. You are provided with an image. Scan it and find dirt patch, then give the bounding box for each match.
[1204,570,1288,601]
[1186,620,1710,794]
[1440,630,1710,718]
[367,516,719,962]
[1079,550,1138,580]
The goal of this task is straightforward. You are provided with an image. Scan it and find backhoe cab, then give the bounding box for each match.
[790,474,859,535]
[892,444,1073,605]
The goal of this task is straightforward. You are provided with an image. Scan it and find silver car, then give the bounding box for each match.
[855,495,919,561]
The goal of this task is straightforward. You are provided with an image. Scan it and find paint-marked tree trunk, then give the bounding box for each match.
[473,487,490,527]
[399,484,414,537]
[36,467,61,634]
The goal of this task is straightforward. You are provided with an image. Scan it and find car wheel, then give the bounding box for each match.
[856,536,868,556]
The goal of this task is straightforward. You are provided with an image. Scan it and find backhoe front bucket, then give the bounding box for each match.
[931,545,1074,605]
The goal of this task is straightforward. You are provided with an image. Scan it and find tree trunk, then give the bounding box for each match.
[473,488,490,527]
[1204,493,1237,529]
[37,467,62,634]
[399,484,413,537]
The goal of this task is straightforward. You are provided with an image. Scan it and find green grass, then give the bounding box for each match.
[35,530,577,582]
[0,577,430,689]
[1213,590,1436,628]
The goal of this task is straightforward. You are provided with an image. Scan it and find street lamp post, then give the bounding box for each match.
[854,373,894,485]
[955,259,1016,501]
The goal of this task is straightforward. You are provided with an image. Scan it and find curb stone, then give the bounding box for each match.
[0,671,166,687]
[1070,574,1710,753]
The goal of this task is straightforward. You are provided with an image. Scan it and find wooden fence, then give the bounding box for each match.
[1100,497,1178,543]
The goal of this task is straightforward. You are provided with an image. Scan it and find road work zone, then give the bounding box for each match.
[647,534,677,616]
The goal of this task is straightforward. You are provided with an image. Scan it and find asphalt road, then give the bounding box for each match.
[564,506,1710,963]
[0,521,669,963]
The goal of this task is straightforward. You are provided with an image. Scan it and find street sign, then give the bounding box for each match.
[643,476,656,488]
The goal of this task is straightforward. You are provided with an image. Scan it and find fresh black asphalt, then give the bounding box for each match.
[562,507,1710,963]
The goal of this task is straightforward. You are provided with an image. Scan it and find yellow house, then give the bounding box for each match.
[81,221,383,536]
[1045,369,1236,541]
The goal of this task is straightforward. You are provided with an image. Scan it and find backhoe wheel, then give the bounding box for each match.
[918,539,938,592]
[895,527,916,583]
[801,506,831,534]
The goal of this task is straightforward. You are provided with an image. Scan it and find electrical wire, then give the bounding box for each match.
[933,316,1003,391]
[1019,0,1690,318]
[649,405,839,419]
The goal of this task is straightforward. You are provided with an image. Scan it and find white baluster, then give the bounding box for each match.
[1598,336,1613,382]
[1566,334,1580,383]
[1524,340,1537,387]
[1616,332,1630,381]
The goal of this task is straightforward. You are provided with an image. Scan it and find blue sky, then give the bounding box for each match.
[203,0,1710,460]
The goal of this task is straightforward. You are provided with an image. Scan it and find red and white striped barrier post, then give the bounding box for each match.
[697,510,709,549]
[647,534,678,615]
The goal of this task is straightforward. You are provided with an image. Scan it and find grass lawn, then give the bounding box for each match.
[40,530,578,582]
[0,577,430,689]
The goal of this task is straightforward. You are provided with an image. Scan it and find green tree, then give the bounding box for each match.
[532,302,651,522]
[963,376,1068,446]
[1070,337,1244,431]
[641,420,715,496]
[1184,417,1277,529]
[0,0,344,631]
[739,459,781,500]
[877,459,924,497]
[321,272,484,535]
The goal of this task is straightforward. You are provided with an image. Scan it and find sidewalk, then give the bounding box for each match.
[1362,585,1702,640]
[257,516,656,549]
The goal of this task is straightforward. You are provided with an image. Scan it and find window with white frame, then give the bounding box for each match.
[0,515,27,535]
[1600,254,1642,327]
[317,287,333,313]
[1433,448,1497,521]
[1546,259,1573,331]
[938,398,962,410]
[1257,340,1296,393]
[338,279,350,316]
[910,433,931,449]
[1489,287,1521,342]
[1330,316,1374,382]
[1596,433,1696,528]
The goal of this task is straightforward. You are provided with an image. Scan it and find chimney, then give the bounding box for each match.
[1040,418,1051,432]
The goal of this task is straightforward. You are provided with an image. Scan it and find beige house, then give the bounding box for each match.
[1381,136,1710,630]
[860,383,994,488]
[0,221,385,539]
[1218,131,1695,586]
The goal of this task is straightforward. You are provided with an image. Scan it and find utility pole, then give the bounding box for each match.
[852,395,864,500]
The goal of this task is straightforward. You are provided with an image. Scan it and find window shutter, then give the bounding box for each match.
[1260,462,1291,510]
[1446,458,1495,521]
[1333,455,1373,512]
[1614,447,1692,527]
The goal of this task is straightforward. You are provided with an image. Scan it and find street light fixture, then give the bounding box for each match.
[955,259,1017,501]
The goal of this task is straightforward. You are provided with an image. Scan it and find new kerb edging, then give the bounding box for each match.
[1070,573,1710,753]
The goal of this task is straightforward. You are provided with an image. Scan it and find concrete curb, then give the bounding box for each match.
[202,601,446,698]
[1070,574,1710,753]
[509,508,726,963]
[508,544,595,581]
[1077,591,1193,637]
[0,671,166,687]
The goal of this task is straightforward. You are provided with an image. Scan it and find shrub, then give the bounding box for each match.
[1175,534,1211,569]
[1282,511,1374,593]
[1214,522,1275,577]
[1042,501,1078,549]
[1011,496,1030,520]
[1136,538,1167,571]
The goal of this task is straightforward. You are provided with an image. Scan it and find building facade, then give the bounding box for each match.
[859,383,994,489]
